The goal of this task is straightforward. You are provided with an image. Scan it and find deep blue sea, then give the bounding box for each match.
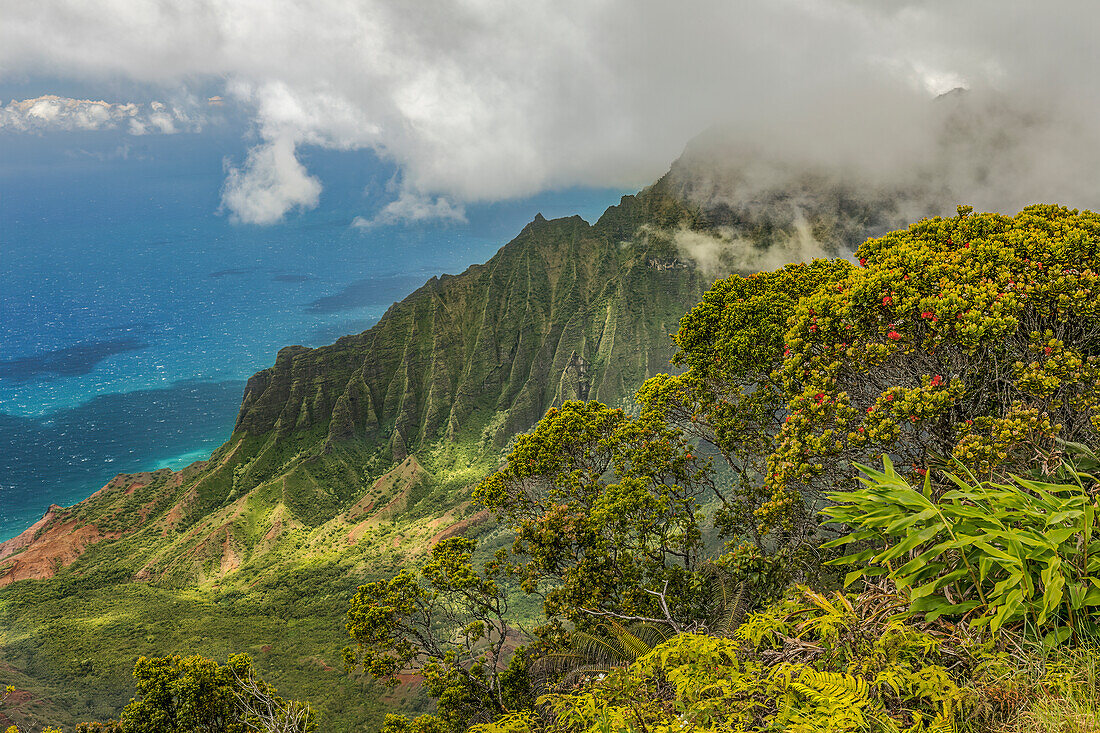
[0,127,624,540]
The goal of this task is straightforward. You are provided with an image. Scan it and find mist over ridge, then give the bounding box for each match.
[638,86,1100,272]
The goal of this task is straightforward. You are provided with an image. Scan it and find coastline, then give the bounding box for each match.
[0,380,245,543]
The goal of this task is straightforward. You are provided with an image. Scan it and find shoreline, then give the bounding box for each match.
[0,432,229,544]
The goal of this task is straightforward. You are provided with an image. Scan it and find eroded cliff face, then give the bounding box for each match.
[0,187,708,586]
[232,190,709,467]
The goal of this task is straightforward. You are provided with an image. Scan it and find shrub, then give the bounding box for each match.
[771,205,1100,535]
[481,588,989,733]
[825,455,1100,647]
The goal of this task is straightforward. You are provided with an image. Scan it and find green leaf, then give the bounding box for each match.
[1043,626,1073,649]
[878,525,943,564]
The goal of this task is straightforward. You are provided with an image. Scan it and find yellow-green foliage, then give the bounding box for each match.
[119,653,315,733]
[763,205,1100,532]
[474,589,984,733]
[637,259,851,544]
[474,400,707,628]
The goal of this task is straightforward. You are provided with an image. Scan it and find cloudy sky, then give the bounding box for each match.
[2,0,1099,225]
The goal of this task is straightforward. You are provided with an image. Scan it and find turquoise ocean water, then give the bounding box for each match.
[0,127,623,540]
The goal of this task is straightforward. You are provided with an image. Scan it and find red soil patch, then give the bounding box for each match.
[257,502,302,554]
[0,689,36,728]
[0,519,121,587]
[86,470,158,502]
[428,509,490,546]
[394,671,425,689]
[219,528,241,575]
[0,504,63,562]
[162,500,185,535]
[3,689,33,705]
[346,456,426,544]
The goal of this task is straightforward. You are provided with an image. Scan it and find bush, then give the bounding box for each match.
[770,205,1100,536]
[825,456,1100,647]
[474,588,994,733]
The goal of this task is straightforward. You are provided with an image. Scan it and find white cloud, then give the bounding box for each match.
[220,134,322,225]
[353,191,467,228]
[648,218,832,278]
[2,1,1100,224]
[0,94,202,134]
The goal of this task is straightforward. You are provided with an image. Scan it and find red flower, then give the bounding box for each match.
[882,295,893,305]
[867,406,875,413]
[887,330,902,340]
[921,311,934,320]
[859,257,867,267]
[809,325,818,332]
[930,375,943,387]
[885,394,894,401]
[814,393,825,403]
[1044,346,1053,356]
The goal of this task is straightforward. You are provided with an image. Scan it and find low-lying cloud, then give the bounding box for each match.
[2,1,1100,226]
[0,95,203,135]
[646,218,834,279]
[352,191,467,229]
[221,133,322,225]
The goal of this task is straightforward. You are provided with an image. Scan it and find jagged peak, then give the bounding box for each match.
[519,212,590,236]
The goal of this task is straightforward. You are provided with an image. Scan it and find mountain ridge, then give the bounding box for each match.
[0,181,710,589]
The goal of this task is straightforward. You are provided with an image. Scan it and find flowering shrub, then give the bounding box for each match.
[765,205,1100,531]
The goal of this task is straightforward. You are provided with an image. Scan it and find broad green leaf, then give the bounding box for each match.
[1043,626,1073,648]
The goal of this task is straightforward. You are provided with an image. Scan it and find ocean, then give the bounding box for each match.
[0,127,623,541]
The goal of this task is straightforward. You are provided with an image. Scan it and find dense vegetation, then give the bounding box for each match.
[344,205,1100,733]
[8,204,1100,732]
